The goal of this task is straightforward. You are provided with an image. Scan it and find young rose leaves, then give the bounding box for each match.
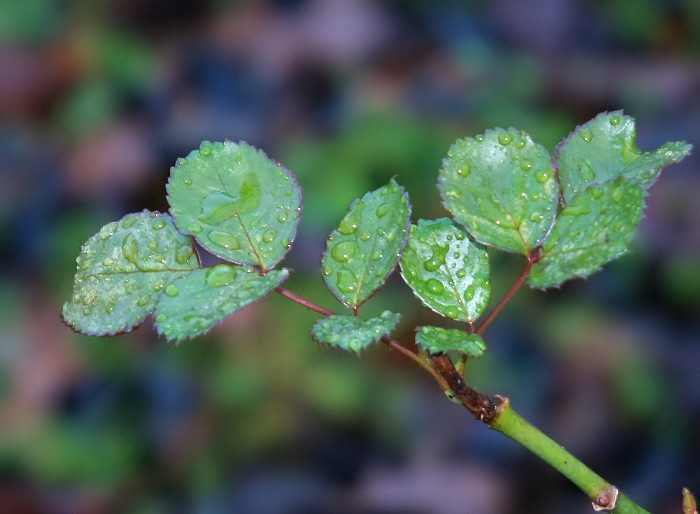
[530,112,692,289]
[311,311,400,354]
[400,218,490,322]
[155,264,289,342]
[62,211,200,336]
[321,179,411,309]
[438,128,558,256]
[167,141,302,271]
[415,326,486,358]
[556,110,692,203]
[528,180,643,288]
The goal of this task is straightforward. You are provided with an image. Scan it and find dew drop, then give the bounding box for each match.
[520,160,533,171]
[425,278,444,295]
[99,222,117,240]
[338,217,359,235]
[529,212,543,222]
[103,257,114,266]
[176,157,188,166]
[535,171,550,184]
[515,139,527,149]
[277,213,288,223]
[457,164,471,177]
[336,270,356,293]
[175,244,194,264]
[122,217,137,229]
[188,223,202,233]
[456,268,467,278]
[464,284,476,301]
[122,234,139,265]
[82,307,92,316]
[376,203,391,218]
[199,140,213,157]
[498,133,512,146]
[183,177,193,186]
[209,231,241,250]
[331,241,356,263]
[371,250,383,261]
[610,115,621,126]
[149,241,158,252]
[611,185,625,202]
[154,281,165,291]
[263,230,277,243]
[475,134,484,142]
[165,284,179,297]
[153,219,167,230]
[205,264,238,287]
[445,306,459,318]
[360,232,372,241]
[579,128,593,142]
[136,295,151,306]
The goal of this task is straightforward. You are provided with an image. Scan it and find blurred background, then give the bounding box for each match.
[1,1,699,513]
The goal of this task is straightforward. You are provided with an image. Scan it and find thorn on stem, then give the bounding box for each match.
[592,486,618,511]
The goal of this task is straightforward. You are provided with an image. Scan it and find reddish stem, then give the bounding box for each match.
[274,286,449,390]
[475,252,539,336]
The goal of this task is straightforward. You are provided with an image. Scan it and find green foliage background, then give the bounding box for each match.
[1,1,698,512]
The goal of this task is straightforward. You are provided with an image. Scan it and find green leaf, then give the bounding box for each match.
[167,141,302,270]
[415,326,486,358]
[400,218,490,322]
[321,179,411,309]
[556,111,692,202]
[62,211,200,336]
[528,179,644,289]
[155,265,289,342]
[310,311,400,354]
[438,127,559,255]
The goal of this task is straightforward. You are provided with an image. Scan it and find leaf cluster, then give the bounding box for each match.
[63,112,691,360]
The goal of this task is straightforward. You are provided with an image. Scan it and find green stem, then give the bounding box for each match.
[491,402,649,513]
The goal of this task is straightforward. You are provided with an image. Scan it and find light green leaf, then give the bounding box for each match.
[415,326,486,358]
[155,265,289,342]
[556,111,692,202]
[438,127,559,255]
[167,141,302,270]
[321,179,411,309]
[400,218,490,322]
[528,179,644,289]
[310,311,400,354]
[62,211,199,336]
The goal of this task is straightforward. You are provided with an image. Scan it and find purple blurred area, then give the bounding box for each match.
[1,1,699,513]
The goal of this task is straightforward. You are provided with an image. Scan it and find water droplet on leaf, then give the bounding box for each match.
[205,264,238,287]
[165,284,179,297]
[199,140,213,156]
[425,278,445,294]
[209,231,241,250]
[331,241,356,263]
[122,234,139,265]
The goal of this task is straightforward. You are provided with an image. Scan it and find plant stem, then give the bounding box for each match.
[491,404,649,513]
[475,255,536,336]
[431,354,649,513]
[274,286,449,391]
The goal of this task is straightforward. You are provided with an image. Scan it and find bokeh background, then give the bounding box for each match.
[1,1,699,513]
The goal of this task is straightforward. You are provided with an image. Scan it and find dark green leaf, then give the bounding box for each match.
[62,211,199,336]
[528,180,644,289]
[400,218,490,322]
[415,326,486,358]
[556,111,692,202]
[438,127,558,255]
[167,141,302,270]
[310,311,400,354]
[321,179,411,309]
[155,265,289,342]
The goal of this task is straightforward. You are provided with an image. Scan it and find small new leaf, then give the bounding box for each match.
[439,127,558,255]
[167,141,302,270]
[155,264,289,342]
[415,326,486,358]
[62,211,200,336]
[529,180,643,289]
[321,179,411,309]
[556,111,692,203]
[311,311,400,354]
[400,219,490,322]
